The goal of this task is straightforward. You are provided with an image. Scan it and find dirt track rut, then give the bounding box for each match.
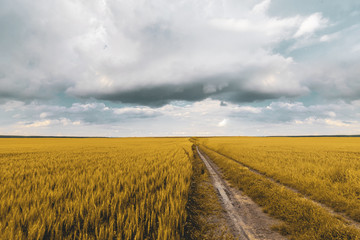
[196,146,286,240]
[200,145,360,230]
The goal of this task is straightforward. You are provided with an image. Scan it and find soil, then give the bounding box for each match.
[196,146,287,240]
[200,145,360,230]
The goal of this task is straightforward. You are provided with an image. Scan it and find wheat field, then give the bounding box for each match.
[2,137,360,240]
[196,137,360,221]
[195,137,360,239]
[0,138,193,239]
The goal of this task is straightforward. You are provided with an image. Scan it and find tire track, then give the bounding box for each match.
[200,145,360,230]
[196,146,286,240]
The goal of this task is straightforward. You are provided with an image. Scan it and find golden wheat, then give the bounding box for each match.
[195,137,360,222]
[196,141,360,239]
[0,138,193,240]
[193,137,360,239]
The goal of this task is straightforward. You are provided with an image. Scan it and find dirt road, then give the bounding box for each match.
[200,145,360,230]
[196,146,286,240]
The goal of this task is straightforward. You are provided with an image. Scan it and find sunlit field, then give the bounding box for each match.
[0,138,193,239]
[195,137,360,239]
[197,137,360,221]
[2,137,360,240]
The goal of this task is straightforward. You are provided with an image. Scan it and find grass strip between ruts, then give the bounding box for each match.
[184,145,235,239]
[199,145,360,240]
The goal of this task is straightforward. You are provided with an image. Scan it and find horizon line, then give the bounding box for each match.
[1,134,360,138]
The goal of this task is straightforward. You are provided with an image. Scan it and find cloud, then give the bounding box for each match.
[18,118,81,129]
[1,98,360,136]
[23,119,52,128]
[0,100,25,111]
[0,0,344,106]
[319,33,339,42]
[252,0,271,14]
[81,69,307,106]
[113,107,161,118]
[218,119,228,127]
[294,12,328,38]
[0,100,171,135]
[1,0,360,136]
[295,118,351,127]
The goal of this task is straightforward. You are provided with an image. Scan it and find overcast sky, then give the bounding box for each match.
[1,0,360,136]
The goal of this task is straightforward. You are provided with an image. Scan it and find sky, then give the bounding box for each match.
[0,0,360,137]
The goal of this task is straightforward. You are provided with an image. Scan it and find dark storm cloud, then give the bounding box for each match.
[92,83,210,107]
[84,77,304,107]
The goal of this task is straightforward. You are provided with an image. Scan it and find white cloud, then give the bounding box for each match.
[1,98,360,136]
[319,32,339,42]
[0,101,25,112]
[267,102,307,111]
[113,107,160,118]
[23,120,52,128]
[69,103,106,112]
[19,118,82,128]
[295,117,351,127]
[324,119,350,127]
[294,12,328,38]
[233,106,262,114]
[252,0,271,14]
[210,6,301,41]
[327,111,336,117]
[218,119,228,127]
